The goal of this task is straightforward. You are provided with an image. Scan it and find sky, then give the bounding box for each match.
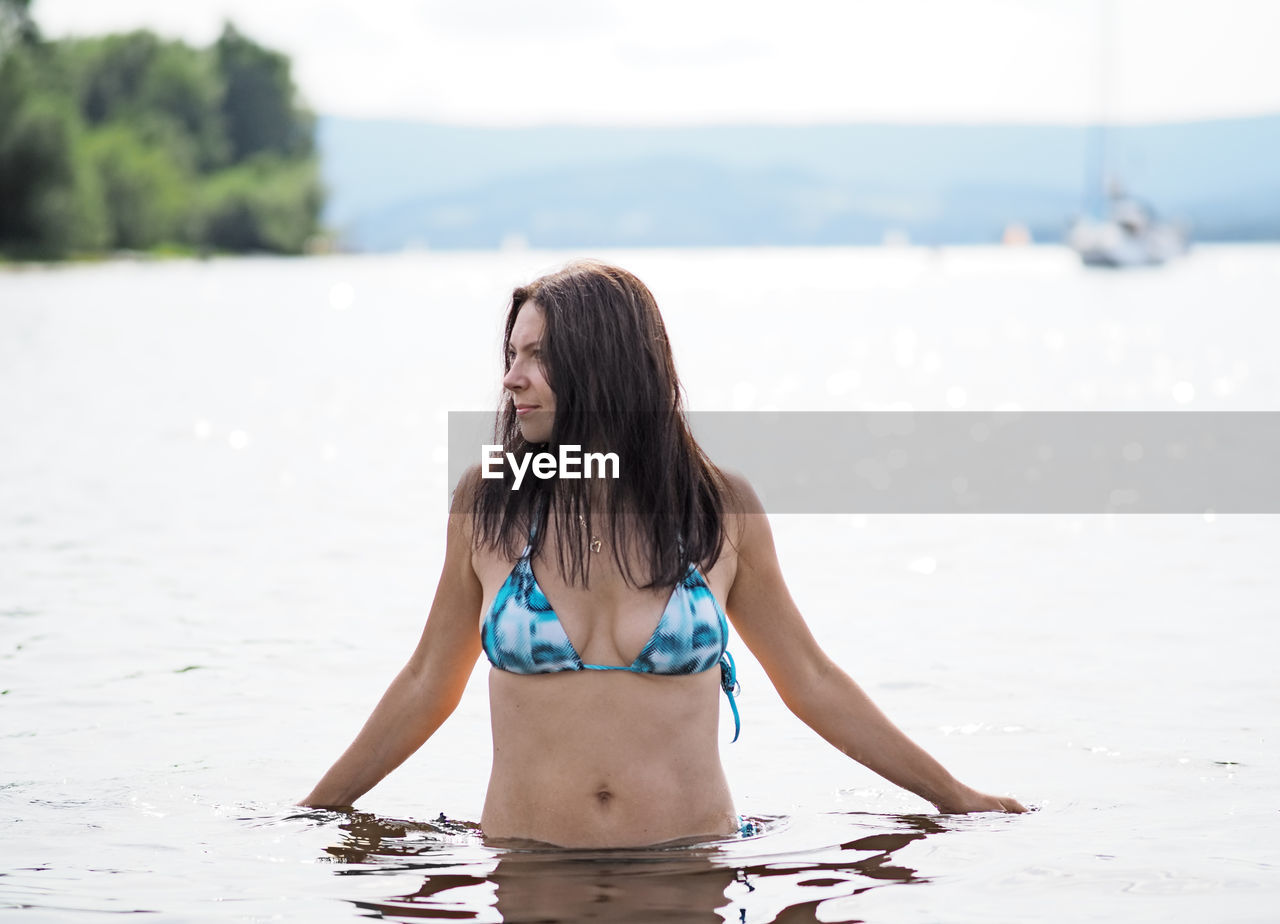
[31,0,1280,125]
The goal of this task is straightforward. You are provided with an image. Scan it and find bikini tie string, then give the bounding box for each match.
[719,651,741,743]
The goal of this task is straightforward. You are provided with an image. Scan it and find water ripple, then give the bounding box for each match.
[286,808,957,922]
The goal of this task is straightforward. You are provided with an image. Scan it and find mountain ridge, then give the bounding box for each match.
[317,114,1280,249]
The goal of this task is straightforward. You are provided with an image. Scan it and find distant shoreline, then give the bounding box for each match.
[7,240,1280,273]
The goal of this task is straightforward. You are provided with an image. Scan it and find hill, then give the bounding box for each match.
[317,115,1280,250]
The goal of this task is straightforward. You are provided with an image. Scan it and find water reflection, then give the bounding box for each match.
[322,811,481,865]
[314,811,947,922]
[489,852,734,923]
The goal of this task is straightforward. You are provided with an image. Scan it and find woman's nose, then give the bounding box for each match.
[502,363,525,392]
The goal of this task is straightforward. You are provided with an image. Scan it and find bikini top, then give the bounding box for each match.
[482,523,742,741]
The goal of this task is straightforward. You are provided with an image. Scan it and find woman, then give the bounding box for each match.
[303,260,1025,847]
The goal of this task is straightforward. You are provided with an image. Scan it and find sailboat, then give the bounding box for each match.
[1068,185,1188,267]
[1067,1,1188,267]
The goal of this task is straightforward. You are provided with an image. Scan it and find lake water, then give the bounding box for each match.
[2,245,1278,921]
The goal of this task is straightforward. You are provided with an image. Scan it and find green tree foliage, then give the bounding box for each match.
[0,46,108,256]
[85,123,191,249]
[69,31,230,171]
[0,0,39,52]
[215,24,314,163]
[199,155,322,254]
[0,11,322,259]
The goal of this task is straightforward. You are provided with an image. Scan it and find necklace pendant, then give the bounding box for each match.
[579,514,602,553]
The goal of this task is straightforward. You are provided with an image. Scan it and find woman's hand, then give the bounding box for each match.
[932,784,1027,814]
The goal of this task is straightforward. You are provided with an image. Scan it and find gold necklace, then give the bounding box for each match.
[578,515,603,553]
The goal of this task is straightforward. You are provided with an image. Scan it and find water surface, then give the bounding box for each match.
[2,246,1277,921]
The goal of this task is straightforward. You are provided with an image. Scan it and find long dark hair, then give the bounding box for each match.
[471,260,727,589]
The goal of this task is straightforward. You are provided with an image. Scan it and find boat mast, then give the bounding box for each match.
[1086,0,1113,217]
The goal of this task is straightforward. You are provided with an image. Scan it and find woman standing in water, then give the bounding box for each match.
[304,260,1025,846]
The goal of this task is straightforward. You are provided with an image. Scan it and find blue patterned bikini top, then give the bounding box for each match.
[482,523,742,741]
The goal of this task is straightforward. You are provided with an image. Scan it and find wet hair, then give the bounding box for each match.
[471,260,728,589]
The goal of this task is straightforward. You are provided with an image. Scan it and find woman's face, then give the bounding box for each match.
[502,303,555,443]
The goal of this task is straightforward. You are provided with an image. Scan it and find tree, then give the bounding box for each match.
[0,45,108,257]
[198,155,322,253]
[141,41,229,170]
[86,123,191,249]
[215,24,313,163]
[0,10,323,258]
[65,31,229,171]
[0,0,39,54]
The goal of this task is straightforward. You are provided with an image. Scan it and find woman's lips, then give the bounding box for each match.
[515,405,539,416]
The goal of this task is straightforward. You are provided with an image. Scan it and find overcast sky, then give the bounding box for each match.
[32,0,1280,125]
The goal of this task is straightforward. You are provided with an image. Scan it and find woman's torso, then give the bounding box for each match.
[472,515,740,847]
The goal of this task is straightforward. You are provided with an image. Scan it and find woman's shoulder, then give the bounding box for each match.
[717,468,765,518]
[713,468,768,558]
[450,463,484,515]
[447,465,488,557]
[450,465,530,574]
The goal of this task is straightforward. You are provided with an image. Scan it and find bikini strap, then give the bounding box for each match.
[720,650,741,743]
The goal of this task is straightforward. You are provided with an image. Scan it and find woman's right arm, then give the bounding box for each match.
[301,477,484,808]
[721,474,1025,815]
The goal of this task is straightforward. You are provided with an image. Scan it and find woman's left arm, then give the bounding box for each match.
[723,478,1026,814]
